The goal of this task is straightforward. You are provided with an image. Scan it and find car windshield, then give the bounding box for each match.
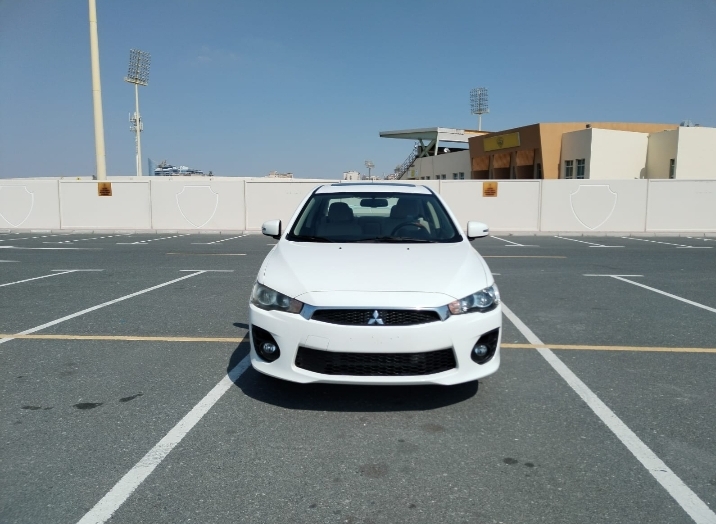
[286,191,463,243]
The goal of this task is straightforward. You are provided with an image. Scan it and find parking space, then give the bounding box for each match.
[1,233,715,523]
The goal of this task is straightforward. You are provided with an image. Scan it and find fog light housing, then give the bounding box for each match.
[471,328,499,364]
[251,325,281,362]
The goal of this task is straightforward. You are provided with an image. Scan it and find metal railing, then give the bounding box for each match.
[394,148,419,180]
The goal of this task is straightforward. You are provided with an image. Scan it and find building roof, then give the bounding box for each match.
[379,127,488,143]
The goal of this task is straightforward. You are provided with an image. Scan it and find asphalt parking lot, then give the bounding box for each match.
[1,231,715,524]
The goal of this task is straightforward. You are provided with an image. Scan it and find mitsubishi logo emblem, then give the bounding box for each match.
[367,310,384,325]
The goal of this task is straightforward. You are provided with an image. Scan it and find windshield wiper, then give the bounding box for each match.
[289,235,335,243]
[354,236,436,243]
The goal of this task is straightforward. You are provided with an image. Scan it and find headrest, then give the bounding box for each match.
[390,199,420,219]
[328,202,354,222]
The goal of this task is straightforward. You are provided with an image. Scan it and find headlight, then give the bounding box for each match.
[448,284,500,315]
[251,282,304,313]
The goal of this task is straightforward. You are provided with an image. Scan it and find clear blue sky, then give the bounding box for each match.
[1,0,714,178]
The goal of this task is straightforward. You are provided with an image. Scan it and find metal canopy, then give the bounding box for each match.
[379,127,485,144]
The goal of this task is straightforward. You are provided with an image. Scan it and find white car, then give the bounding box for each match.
[249,183,501,385]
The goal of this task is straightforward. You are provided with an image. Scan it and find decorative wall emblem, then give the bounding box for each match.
[569,185,618,230]
[175,186,219,228]
[0,186,35,227]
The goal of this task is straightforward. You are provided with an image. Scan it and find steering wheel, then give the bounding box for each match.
[391,220,430,236]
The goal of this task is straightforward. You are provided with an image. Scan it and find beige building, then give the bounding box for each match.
[468,122,679,180]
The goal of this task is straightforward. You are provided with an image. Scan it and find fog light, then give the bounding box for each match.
[471,328,500,364]
[473,344,489,358]
[251,325,281,363]
[262,342,277,354]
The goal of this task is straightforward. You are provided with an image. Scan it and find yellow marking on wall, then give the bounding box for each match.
[484,132,521,152]
[483,181,498,197]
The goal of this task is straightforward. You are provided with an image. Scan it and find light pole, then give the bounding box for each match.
[365,160,374,179]
[124,49,151,177]
[470,87,489,131]
[88,0,107,180]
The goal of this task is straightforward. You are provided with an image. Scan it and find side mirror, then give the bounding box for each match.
[467,221,489,240]
[262,219,282,239]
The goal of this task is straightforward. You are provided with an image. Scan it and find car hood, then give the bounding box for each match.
[259,241,491,301]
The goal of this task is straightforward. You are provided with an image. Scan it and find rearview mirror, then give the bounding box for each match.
[467,221,489,240]
[360,198,389,208]
[262,219,282,239]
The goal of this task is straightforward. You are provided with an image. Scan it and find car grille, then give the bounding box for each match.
[310,309,441,326]
[295,347,456,376]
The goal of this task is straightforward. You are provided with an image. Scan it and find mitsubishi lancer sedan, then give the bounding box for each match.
[249,183,501,385]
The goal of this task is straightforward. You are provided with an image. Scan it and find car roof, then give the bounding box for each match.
[315,183,432,195]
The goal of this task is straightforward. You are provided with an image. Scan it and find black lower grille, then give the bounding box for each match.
[295,347,456,376]
[310,309,440,326]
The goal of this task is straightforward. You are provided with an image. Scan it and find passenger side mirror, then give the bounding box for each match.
[467,221,489,240]
[262,219,282,239]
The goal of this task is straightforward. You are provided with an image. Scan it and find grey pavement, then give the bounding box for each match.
[0,233,715,523]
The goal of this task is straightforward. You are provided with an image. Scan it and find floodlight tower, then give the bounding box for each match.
[88,0,107,180]
[124,49,151,176]
[470,87,489,131]
[365,160,374,179]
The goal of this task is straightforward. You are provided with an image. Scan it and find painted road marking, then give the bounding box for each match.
[584,274,644,277]
[490,235,537,247]
[167,253,247,256]
[554,236,622,248]
[192,235,246,245]
[76,356,252,524]
[502,303,716,524]
[43,234,128,244]
[0,271,208,347]
[0,260,19,263]
[117,234,189,245]
[0,234,60,243]
[686,237,716,242]
[0,246,99,250]
[621,237,711,249]
[2,332,713,353]
[0,269,103,288]
[483,256,566,258]
[606,276,716,314]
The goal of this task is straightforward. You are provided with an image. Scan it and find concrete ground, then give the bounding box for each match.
[0,231,715,524]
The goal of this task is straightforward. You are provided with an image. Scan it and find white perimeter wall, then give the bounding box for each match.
[0,177,715,233]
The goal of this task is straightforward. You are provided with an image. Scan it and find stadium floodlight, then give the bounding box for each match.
[470,87,489,131]
[88,0,107,180]
[124,49,151,176]
[365,160,375,179]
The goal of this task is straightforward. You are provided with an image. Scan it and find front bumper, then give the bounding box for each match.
[248,303,502,385]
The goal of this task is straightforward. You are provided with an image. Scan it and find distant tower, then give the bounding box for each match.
[124,49,151,176]
[364,160,374,178]
[470,87,489,131]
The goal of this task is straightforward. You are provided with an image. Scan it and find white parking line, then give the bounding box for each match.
[490,235,537,247]
[0,269,102,288]
[0,271,207,347]
[0,260,19,263]
[606,276,716,314]
[76,356,251,524]
[502,303,716,524]
[192,235,245,245]
[554,236,622,248]
[117,234,190,245]
[621,237,711,249]
[0,234,60,243]
[686,237,716,242]
[43,234,128,244]
[0,246,99,250]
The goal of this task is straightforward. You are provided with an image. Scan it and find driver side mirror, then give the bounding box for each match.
[262,219,282,239]
[467,221,489,240]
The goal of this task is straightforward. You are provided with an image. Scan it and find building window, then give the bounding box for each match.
[453,173,458,180]
[564,160,574,179]
[459,172,465,179]
[669,159,675,179]
[440,174,446,180]
[576,159,585,179]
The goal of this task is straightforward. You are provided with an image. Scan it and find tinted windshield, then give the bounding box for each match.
[286,191,463,243]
